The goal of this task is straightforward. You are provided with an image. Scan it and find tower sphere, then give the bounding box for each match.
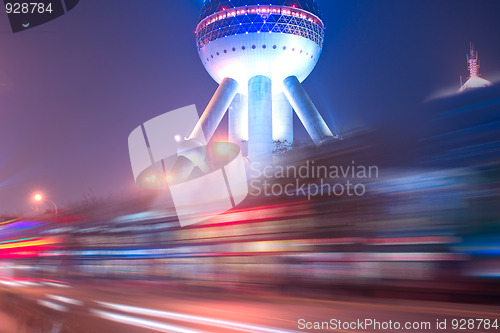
[195,0,325,94]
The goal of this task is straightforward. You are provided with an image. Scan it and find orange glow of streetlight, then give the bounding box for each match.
[34,194,42,201]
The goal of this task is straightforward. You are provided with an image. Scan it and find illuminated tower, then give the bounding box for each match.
[189,0,336,162]
[459,43,492,93]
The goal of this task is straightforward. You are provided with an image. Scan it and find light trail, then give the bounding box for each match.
[47,294,83,306]
[96,301,298,333]
[90,309,202,333]
[44,282,71,288]
[37,300,68,312]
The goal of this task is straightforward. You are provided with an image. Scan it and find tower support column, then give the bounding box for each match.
[248,75,273,162]
[272,92,293,143]
[229,93,248,154]
[282,76,335,145]
[189,77,239,143]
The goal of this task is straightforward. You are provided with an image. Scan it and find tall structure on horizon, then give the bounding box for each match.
[188,0,336,161]
[459,43,492,93]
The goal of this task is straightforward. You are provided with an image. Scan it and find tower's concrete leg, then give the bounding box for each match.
[248,75,273,162]
[272,92,293,143]
[189,77,239,143]
[228,93,248,154]
[282,76,335,145]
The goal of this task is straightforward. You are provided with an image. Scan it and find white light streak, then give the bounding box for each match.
[37,300,68,312]
[90,309,201,333]
[96,301,297,333]
[45,282,71,288]
[47,294,83,306]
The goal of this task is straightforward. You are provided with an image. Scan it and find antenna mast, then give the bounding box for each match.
[467,42,480,78]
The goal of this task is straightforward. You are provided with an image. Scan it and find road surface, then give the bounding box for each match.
[1,281,499,333]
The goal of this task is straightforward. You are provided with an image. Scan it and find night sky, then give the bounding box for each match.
[1,0,500,214]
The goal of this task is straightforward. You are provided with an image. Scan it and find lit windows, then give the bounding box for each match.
[195,4,324,51]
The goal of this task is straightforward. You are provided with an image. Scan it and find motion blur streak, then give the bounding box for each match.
[44,282,71,288]
[0,237,37,244]
[0,280,21,287]
[0,238,57,250]
[90,309,202,333]
[97,301,298,333]
[37,300,68,312]
[47,294,83,306]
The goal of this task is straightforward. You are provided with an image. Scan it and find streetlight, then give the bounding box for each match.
[33,193,58,216]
